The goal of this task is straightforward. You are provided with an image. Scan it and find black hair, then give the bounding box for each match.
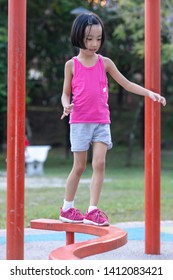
[71,13,105,49]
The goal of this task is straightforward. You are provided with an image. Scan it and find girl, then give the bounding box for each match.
[60,13,166,226]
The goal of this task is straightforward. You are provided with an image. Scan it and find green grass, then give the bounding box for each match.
[0,147,172,229]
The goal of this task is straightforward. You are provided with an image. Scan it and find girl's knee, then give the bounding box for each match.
[92,158,105,172]
[74,162,86,176]
[73,153,87,176]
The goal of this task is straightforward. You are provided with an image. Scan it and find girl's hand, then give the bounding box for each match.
[148,91,166,106]
[61,103,74,119]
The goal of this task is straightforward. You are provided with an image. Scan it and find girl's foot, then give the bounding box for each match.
[59,207,84,223]
[83,209,110,226]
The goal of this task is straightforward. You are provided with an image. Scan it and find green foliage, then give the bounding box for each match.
[1,0,173,105]
[26,0,89,105]
[161,44,173,64]
[108,1,145,73]
[0,25,7,113]
[0,0,173,145]
[99,0,173,106]
[0,23,7,145]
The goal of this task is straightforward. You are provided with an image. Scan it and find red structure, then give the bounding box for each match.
[30,219,127,260]
[144,0,161,254]
[6,0,26,259]
[6,0,161,259]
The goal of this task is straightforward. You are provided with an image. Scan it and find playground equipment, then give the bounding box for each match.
[6,0,162,259]
[6,0,26,260]
[25,145,51,176]
[144,0,161,254]
[30,219,127,260]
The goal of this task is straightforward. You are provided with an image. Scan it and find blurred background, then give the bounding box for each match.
[0,0,173,227]
[0,0,173,163]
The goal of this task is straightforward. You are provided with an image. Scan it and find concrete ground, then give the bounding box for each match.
[0,221,173,260]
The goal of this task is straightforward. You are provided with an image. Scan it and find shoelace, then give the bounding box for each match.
[71,208,83,218]
[94,209,108,222]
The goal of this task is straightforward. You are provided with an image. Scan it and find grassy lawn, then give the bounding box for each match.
[0,147,172,229]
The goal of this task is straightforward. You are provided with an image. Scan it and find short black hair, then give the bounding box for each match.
[71,13,105,49]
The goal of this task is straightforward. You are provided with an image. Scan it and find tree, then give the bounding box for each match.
[0,0,173,149]
[0,1,8,147]
[97,0,173,164]
[26,0,90,106]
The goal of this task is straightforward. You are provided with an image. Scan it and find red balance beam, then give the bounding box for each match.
[30,219,127,260]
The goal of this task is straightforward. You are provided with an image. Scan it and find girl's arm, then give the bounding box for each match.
[61,60,74,119]
[104,57,166,106]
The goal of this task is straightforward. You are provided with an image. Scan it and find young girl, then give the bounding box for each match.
[60,13,166,226]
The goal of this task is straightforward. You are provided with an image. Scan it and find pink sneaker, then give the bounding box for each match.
[59,208,84,223]
[83,209,110,226]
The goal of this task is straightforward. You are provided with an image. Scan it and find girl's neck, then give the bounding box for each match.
[77,51,98,67]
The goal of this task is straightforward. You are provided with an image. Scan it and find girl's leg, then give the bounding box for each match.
[83,142,109,226]
[59,151,87,223]
[64,151,87,202]
[89,142,107,206]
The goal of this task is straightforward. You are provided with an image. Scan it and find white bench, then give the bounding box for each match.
[25,145,51,176]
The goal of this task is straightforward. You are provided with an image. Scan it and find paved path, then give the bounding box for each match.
[0,172,112,189]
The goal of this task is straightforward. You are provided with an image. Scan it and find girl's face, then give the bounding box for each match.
[83,24,103,54]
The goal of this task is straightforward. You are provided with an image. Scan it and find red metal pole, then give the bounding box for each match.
[144,0,161,254]
[66,232,75,245]
[6,0,26,259]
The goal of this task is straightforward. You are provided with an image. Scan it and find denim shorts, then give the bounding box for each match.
[70,123,113,152]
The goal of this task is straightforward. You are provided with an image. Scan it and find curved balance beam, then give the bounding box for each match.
[30,219,127,260]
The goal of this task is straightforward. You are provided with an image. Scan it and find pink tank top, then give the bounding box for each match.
[69,55,110,124]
